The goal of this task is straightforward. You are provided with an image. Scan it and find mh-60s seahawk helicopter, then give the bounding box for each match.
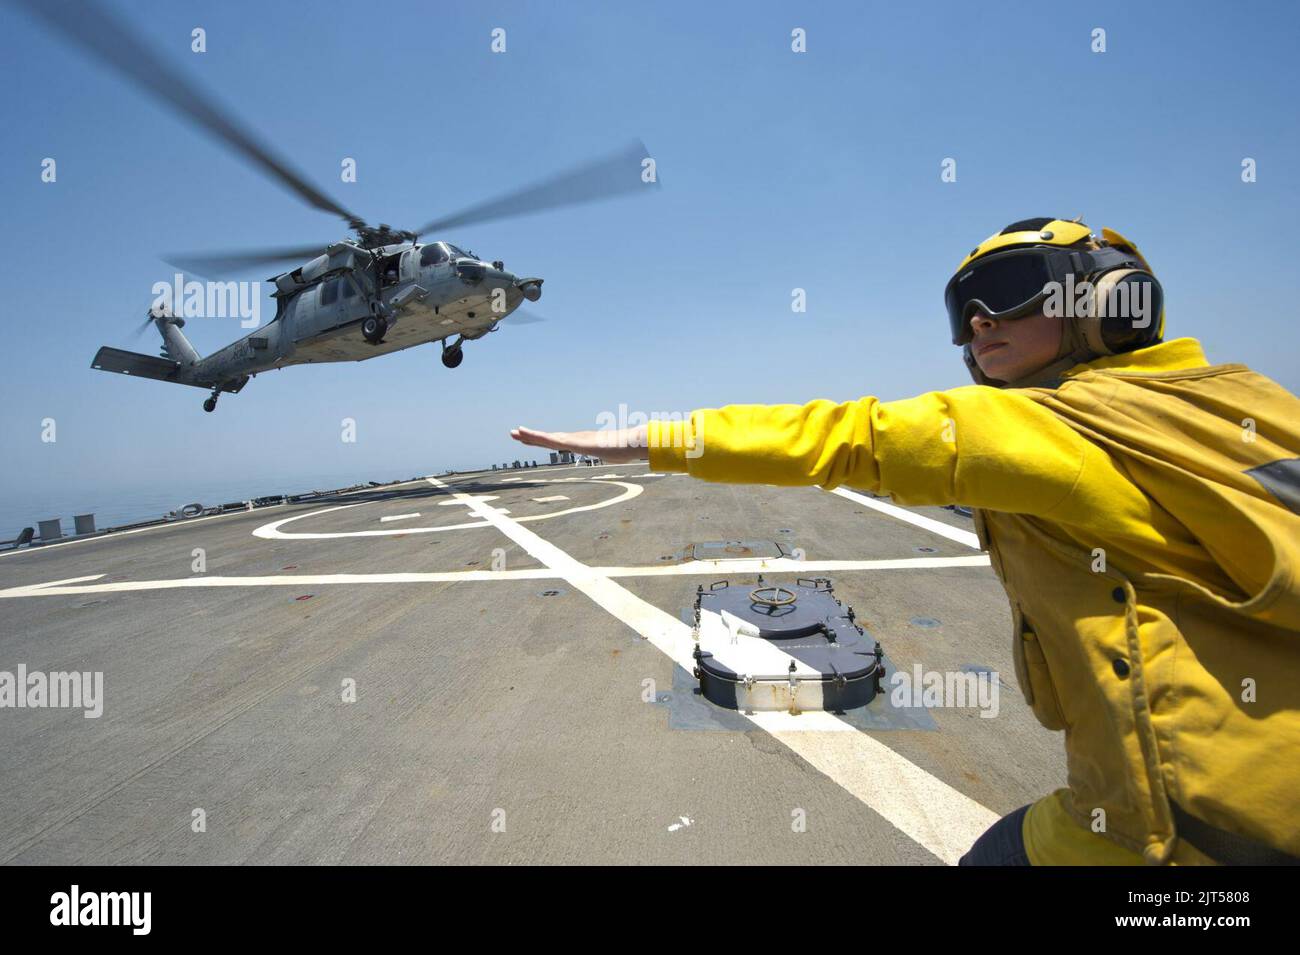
[13,0,656,412]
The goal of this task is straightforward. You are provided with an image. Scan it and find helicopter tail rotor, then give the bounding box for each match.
[125,306,197,361]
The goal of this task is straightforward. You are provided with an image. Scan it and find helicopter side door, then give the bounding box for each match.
[291,270,370,343]
[337,270,372,327]
[315,276,345,332]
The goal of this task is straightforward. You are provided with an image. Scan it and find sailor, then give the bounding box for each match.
[510,218,1300,865]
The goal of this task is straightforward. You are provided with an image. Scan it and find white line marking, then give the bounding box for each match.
[379,513,422,523]
[2,467,660,556]
[592,555,990,576]
[0,467,653,560]
[831,488,980,549]
[437,495,499,506]
[0,574,108,595]
[531,495,569,503]
[421,476,996,864]
[0,569,559,599]
[252,478,642,539]
[0,477,437,560]
[0,556,990,600]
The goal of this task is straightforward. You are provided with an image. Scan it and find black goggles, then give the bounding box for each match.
[944,245,1140,345]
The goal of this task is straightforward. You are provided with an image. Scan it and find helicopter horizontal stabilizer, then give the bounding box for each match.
[91,347,182,384]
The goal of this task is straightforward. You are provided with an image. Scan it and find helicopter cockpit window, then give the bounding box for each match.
[446,244,476,261]
[341,275,356,299]
[320,278,339,306]
[419,243,448,267]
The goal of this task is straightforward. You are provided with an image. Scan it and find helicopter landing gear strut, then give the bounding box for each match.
[441,339,464,369]
[203,389,220,413]
[362,315,389,345]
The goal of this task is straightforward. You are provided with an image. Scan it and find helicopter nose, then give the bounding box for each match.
[456,259,540,303]
[456,258,521,288]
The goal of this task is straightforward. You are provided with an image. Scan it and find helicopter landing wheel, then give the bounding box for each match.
[362,315,389,345]
[441,346,464,369]
[203,396,218,413]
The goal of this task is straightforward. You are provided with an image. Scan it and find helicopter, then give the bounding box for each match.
[12,0,657,412]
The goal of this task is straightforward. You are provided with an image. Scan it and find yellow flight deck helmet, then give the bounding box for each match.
[945,216,1166,387]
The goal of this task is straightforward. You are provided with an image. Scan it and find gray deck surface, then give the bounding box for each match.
[0,463,1066,864]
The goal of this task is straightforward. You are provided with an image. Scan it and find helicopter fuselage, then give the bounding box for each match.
[188,240,542,388]
[91,238,545,410]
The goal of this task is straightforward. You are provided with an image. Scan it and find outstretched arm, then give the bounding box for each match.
[511,386,1134,522]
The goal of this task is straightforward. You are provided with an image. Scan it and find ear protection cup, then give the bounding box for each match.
[1078,268,1164,355]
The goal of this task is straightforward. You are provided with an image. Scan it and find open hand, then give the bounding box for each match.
[509,424,649,464]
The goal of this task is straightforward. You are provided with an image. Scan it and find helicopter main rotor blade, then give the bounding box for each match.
[9,0,365,229]
[413,139,658,238]
[162,244,330,278]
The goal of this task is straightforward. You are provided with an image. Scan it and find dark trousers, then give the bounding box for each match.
[958,803,1033,865]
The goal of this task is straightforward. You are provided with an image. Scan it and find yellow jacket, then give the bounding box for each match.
[647,338,1300,865]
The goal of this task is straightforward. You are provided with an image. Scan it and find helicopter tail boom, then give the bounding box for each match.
[90,346,248,396]
[153,314,200,365]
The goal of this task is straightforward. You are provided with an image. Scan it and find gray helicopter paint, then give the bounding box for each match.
[283,246,534,364]
[158,319,198,366]
[95,240,541,396]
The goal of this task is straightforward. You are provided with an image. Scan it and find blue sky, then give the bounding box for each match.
[1,0,1297,526]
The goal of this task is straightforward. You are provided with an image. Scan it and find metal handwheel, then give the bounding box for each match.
[749,585,797,608]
